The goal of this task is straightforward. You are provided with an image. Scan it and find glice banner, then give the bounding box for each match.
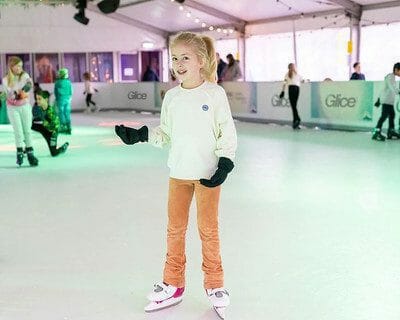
[311,81,374,122]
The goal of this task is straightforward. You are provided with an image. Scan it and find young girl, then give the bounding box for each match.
[83,72,98,113]
[2,56,39,167]
[280,63,305,129]
[32,90,69,156]
[54,68,73,134]
[372,62,400,141]
[115,32,237,318]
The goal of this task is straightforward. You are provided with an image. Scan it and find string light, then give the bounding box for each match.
[309,1,394,27]
[170,0,236,37]
[360,17,396,27]
[276,0,303,15]
[312,0,335,5]
[319,14,347,30]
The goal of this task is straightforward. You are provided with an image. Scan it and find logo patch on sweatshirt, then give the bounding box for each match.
[202,104,209,111]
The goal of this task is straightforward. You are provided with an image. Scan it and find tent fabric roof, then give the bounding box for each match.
[0,0,398,52]
[115,0,400,37]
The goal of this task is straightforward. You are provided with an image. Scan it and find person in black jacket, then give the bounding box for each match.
[142,58,159,82]
[350,62,366,80]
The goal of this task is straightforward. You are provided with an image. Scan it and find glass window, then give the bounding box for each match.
[245,33,294,81]
[63,53,86,82]
[360,22,400,80]
[120,53,139,81]
[34,53,59,83]
[89,52,113,82]
[141,51,160,82]
[5,53,32,77]
[296,28,349,81]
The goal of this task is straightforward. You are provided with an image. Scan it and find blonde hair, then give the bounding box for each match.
[170,32,217,83]
[7,56,24,87]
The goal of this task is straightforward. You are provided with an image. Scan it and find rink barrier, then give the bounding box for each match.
[1,81,393,130]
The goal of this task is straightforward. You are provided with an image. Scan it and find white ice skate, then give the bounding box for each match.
[144,282,185,313]
[206,288,230,319]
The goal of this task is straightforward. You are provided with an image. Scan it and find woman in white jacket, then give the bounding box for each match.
[2,56,38,166]
[280,63,305,130]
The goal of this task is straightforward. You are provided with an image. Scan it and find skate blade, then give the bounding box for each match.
[213,306,226,319]
[144,298,182,313]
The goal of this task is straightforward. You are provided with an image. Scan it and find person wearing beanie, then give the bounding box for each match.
[54,68,73,134]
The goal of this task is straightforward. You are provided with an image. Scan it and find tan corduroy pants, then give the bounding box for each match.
[163,178,224,289]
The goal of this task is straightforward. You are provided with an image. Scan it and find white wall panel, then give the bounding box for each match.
[0,5,166,53]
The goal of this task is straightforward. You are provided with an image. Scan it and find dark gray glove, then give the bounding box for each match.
[279,91,284,99]
[200,157,234,188]
[22,81,32,92]
[115,125,148,145]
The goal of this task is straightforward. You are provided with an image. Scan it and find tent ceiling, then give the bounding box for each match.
[0,0,398,45]
[114,0,400,36]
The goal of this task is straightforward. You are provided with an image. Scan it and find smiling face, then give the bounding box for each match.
[171,42,204,89]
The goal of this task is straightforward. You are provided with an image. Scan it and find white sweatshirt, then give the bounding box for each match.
[84,80,95,94]
[379,73,400,106]
[2,73,32,107]
[149,81,237,180]
[284,73,304,86]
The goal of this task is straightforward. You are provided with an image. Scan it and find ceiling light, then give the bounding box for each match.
[142,42,155,49]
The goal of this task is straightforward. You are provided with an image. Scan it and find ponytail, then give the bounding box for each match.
[200,35,217,83]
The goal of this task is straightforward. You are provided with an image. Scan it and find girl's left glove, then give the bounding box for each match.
[200,157,234,188]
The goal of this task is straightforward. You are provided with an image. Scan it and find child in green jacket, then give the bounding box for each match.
[32,90,69,157]
[54,68,73,134]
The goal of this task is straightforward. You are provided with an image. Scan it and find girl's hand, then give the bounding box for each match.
[16,90,29,100]
[200,157,234,188]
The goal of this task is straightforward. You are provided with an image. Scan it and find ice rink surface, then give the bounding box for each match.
[1,111,399,320]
